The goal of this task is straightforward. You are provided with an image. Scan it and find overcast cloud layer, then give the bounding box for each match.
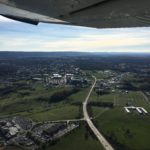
[0,15,150,53]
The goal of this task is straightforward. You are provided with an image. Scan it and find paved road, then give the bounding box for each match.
[83,76,114,150]
[46,118,85,124]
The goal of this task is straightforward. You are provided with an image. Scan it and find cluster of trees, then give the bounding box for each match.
[118,81,137,91]
[19,91,31,97]
[0,63,18,76]
[95,89,109,96]
[0,83,30,97]
[122,78,150,91]
[0,86,16,96]
[105,131,132,150]
[49,88,80,103]
[89,101,114,108]
[84,122,97,140]
[138,82,150,91]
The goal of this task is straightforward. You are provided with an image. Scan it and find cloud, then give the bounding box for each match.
[43,33,150,52]
[0,19,150,52]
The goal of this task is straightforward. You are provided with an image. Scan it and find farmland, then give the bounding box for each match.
[90,90,150,150]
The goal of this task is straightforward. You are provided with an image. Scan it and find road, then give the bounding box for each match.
[83,76,114,150]
[46,118,85,124]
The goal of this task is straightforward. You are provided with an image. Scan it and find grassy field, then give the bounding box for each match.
[94,108,150,150]
[5,146,23,150]
[114,91,149,107]
[46,125,104,150]
[89,91,116,103]
[88,70,150,150]
[90,89,150,106]
[69,87,89,103]
[29,104,79,122]
[92,107,110,118]
[0,84,69,118]
[91,91,150,150]
[0,82,89,122]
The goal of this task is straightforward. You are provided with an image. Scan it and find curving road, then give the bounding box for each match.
[83,76,114,150]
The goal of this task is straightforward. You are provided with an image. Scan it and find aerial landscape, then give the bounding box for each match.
[0,0,150,149]
[0,52,149,150]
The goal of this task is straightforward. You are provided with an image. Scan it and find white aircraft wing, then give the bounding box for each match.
[0,0,150,28]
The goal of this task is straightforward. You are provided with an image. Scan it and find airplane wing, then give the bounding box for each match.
[0,0,150,28]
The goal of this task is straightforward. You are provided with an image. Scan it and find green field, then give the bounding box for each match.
[5,146,24,150]
[0,81,91,122]
[91,91,150,150]
[69,87,89,102]
[89,71,150,150]
[46,125,104,150]
[90,91,116,103]
[29,104,79,122]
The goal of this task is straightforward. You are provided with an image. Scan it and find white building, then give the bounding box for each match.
[124,106,148,114]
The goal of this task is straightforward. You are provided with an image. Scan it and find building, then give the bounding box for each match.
[124,106,148,115]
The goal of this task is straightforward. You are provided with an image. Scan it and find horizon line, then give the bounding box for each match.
[0,51,150,54]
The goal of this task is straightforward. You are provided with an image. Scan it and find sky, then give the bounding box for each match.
[0,15,150,53]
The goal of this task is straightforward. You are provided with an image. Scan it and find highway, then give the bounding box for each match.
[83,76,114,150]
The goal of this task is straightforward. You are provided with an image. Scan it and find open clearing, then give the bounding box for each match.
[91,91,150,150]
